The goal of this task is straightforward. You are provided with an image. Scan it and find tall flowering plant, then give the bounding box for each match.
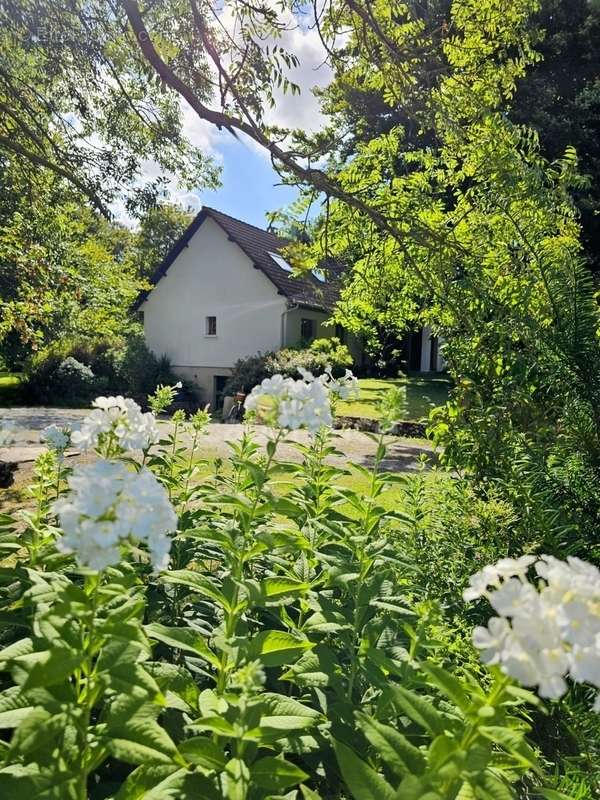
[0,379,590,798]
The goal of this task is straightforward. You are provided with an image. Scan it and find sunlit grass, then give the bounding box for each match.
[0,372,23,407]
[337,375,451,421]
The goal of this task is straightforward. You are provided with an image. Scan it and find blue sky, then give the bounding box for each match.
[145,5,333,232]
[198,136,299,228]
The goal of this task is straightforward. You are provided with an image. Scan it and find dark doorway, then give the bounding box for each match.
[214,375,229,410]
[407,330,422,371]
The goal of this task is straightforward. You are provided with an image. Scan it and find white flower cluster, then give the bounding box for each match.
[53,460,176,571]
[72,396,158,452]
[298,367,360,401]
[41,424,70,458]
[465,555,600,708]
[244,368,359,434]
[245,373,332,433]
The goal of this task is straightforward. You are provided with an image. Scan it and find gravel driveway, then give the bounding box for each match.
[0,407,434,475]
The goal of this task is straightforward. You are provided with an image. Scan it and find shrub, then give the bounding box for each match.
[226,337,353,394]
[23,332,182,405]
[115,331,179,399]
[25,351,101,406]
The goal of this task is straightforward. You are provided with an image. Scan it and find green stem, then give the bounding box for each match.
[215,430,283,693]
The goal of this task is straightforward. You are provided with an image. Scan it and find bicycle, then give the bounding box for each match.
[224,392,246,423]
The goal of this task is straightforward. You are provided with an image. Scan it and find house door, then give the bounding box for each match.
[407,330,422,372]
[214,376,228,410]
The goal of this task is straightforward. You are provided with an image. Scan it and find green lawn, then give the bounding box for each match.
[337,375,451,422]
[0,372,23,406]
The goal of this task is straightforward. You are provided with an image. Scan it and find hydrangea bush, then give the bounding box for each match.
[0,373,591,798]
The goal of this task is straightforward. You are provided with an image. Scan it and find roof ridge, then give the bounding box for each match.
[202,205,284,240]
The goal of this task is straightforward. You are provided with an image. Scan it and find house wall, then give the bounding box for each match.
[420,326,446,372]
[141,217,287,406]
[283,309,363,365]
[283,308,330,347]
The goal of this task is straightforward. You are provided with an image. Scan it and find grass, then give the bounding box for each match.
[0,372,23,407]
[337,374,451,422]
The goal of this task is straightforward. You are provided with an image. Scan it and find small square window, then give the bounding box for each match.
[205,316,217,336]
[300,318,314,343]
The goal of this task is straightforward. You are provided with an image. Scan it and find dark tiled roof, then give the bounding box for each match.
[135,206,339,312]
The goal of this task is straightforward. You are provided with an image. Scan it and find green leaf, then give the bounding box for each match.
[249,630,313,667]
[333,739,396,800]
[478,773,516,800]
[260,577,311,599]
[145,623,219,667]
[0,765,80,799]
[160,570,230,610]
[114,764,215,799]
[251,756,308,791]
[355,712,425,777]
[105,700,180,766]
[535,790,574,800]
[389,685,446,735]
[12,648,83,691]
[223,758,250,800]
[421,662,471,711]
[178,737,226,771]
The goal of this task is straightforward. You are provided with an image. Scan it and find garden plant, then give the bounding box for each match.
[0,376,598,798]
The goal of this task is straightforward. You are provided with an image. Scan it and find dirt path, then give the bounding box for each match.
[0,407,435,496]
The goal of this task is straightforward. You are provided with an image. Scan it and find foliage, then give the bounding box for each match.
[225,338,353,395]
[22,332,181,405]
[0,11,218,215]
[0,397,582,798]
[115,331,181,400]
[129,202,194,280]
[0,167,142,360]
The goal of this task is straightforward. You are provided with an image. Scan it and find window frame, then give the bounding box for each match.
[205,315,217,337]
[300,317,315,343]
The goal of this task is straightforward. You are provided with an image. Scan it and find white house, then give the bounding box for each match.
[138,206,444,408]
[138,207,358,407]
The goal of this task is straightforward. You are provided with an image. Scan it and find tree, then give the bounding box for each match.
[0,163,141,365]
[0,5,219,216]
[128,202,194,279]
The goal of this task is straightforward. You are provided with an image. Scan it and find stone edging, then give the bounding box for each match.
[333,415,427,439]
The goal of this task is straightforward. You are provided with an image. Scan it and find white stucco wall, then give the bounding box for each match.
[141,217,287,371]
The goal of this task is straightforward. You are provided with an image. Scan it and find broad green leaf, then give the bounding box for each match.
[108,738,176,767]
[0,764,80,799]
[222,758,250,800]
[8,646,82,690]
[145,623,219,667]
[355,712,425,777]
[250,756,308,791]
[478,773,516,800]
[178,737,226,771]
[114,764,215,799]
[301,786,324,800]
[249,630,313,667]
[160,570,230,610]
[189,716,237,736]
[389,685,446,735]
[260,577,311,599]
[422,662,470,711]
[105,700,180,765]
[333,739,396,800]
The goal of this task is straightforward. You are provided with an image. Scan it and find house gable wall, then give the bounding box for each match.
[141,217,287,371]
